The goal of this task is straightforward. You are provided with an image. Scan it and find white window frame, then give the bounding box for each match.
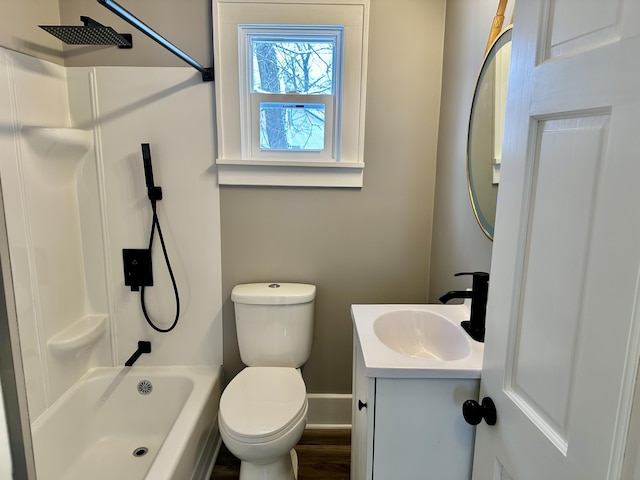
[212,0,370,187]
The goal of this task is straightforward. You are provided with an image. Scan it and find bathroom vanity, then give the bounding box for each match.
[350,304,483,480]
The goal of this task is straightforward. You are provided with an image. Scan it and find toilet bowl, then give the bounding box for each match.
[219,283,316,480]
[219,367,308,480]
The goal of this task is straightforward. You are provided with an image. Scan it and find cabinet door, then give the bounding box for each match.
[373,377,478,479]
[351,337,375,480]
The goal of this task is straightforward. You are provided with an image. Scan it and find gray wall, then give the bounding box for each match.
[0,0,63,64]
[221,0,446,394]
[0,0,211,68]
[60,0,212,68]
[429,0,496,303]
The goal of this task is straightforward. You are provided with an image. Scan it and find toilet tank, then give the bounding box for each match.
[231,283,316,368]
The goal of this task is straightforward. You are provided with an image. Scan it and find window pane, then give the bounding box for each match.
[251,38,335,94]
[260,102,325,151]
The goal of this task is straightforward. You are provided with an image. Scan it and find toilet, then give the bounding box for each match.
[219,282,316,480]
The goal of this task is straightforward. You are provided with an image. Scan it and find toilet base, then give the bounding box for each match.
[239,448,299,480]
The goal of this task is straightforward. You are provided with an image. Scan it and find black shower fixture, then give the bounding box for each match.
[124,143,182,334]
[97,0,214,82]
[39,16,132,48]
[39,0,213,82]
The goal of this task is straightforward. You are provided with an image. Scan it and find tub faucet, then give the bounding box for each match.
[125,341,151,366]
[439,272,489,343]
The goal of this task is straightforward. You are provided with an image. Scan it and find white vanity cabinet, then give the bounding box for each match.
[351,324,481,480]
[351,339,375,480]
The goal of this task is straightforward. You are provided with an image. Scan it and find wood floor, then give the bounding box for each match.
[211,429,351,479]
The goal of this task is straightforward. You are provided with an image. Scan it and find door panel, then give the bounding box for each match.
[472,0,640,478]
[507,114,608,454]
[545,0,624,59]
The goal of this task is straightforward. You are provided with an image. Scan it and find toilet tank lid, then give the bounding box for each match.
[231,283,316,305]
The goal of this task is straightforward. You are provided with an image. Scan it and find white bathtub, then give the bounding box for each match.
[31,366,222,480]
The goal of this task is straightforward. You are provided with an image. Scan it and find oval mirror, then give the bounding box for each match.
[467,26,512,240]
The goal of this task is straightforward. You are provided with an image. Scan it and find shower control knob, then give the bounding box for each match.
[462,397,497,426]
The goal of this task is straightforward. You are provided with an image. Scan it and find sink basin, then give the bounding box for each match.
[373,310,471,361]
[351,303,483,378]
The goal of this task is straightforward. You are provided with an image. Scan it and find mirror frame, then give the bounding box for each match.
[466,25,512,241]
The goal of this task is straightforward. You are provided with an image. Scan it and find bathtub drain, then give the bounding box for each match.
[133,447,148,457]
[137,380,153,395]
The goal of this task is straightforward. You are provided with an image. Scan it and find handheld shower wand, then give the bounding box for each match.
[141,143,163,202]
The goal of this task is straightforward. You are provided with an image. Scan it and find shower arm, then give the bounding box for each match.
[97,0,214,82]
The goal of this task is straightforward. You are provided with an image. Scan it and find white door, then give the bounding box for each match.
[472,0,640,478]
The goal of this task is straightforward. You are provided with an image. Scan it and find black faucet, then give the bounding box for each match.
[125,341,152,366]
[439,272,489,343]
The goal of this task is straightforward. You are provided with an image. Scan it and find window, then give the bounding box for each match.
[213,0,370,187]
[240,26,342,160]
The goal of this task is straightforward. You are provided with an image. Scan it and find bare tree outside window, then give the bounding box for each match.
[251,38,335,151]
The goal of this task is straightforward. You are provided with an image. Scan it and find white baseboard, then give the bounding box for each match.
[306,393,352,429]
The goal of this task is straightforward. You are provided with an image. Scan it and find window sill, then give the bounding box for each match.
[216,159,364,187]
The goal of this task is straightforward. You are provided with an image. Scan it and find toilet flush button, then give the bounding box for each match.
[268,284,280,288]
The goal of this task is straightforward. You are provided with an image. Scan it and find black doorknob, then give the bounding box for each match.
[462,397,497,426]
[358,400,367,411]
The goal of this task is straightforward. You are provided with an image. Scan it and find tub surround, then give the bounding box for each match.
[0,50,111,418]
[80,65,223,368]
[0,45,224,479]
[0,45,223,417]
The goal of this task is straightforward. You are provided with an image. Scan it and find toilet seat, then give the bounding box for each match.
[220,367,307,444]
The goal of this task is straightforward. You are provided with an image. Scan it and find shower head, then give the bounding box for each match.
[39,16,132,48]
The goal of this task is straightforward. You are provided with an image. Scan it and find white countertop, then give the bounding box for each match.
[351,303,484,379]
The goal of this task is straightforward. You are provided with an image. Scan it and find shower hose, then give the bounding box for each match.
[140,194,181,333]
